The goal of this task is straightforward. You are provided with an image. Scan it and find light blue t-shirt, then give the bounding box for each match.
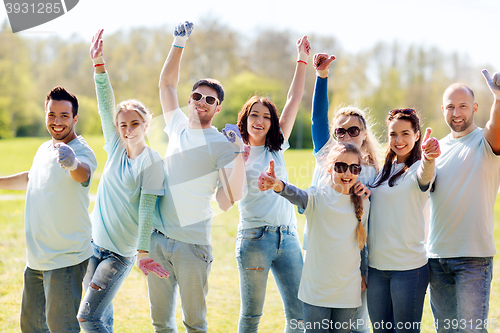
[238,141,296,230]
[92,132,165,257]
[299,186,369,308]
[153,108,236,245]
[369,161,433,270]
[25,137,97,270]
[429,128,500,258]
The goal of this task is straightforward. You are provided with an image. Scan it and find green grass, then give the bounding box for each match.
[0,136,498,332]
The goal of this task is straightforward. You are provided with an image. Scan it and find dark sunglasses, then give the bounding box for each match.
[334,126,361,138]
[388,108,416,116]
[333,162,362,175]
[191,92,219,105]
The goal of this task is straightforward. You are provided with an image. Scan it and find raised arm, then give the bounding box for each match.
[0,171,29,191]
[482,69,500,154]
[90,29,116,143]
[279,36,310,141]
[417,128,440,188]
[159,21,194,124]
[312,53,336,153]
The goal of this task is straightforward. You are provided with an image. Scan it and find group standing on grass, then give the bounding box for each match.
[0,19,499,333]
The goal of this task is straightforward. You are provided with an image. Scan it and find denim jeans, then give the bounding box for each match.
[352,290,370,333]
[367,264,429,333]
[428,257,493,333]
[77,242,135,333]
[20,259,89,333]
[147,229,213,333]
[303,302,356,333]
[235,225,304,333]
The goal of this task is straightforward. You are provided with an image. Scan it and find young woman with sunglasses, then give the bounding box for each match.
[77,30,169,332]
[367,109,440,333]
[233,36,310,332]
[258,143,369,332]
[304,53,381,333]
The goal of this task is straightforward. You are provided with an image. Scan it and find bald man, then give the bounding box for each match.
[428,70,500,333]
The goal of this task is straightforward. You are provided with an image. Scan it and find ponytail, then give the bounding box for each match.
[350,187,366,249]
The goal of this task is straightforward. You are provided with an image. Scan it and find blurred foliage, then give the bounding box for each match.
[0,19,496,147]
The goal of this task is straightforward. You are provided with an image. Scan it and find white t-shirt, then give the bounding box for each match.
[299,186,370,308]
[369,161,433,270]
[25,137,97,270]
[238,141,296,230]
[92,132,165,257]
[429,128,500,258]
[153,108,235,245]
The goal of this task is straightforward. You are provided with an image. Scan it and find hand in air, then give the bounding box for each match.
[172,21,194,48]
[90,29,104,66]
[54,143,78,171]
[482,69,500,101]
[421,128,440,161]
[137,252,170,279]
[297,35,311,63]
[313,53,336,78]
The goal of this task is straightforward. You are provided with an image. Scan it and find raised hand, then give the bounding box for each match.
[482,69,500,100]
[313,53,336,78]
[258,160,282,192]
[136,252,170,278]
[55,143,78,171]
[297,35,311,64]
[172,21,194,48]
[353,181,371,199]
[90,29,104,60]
[421,127,441,161]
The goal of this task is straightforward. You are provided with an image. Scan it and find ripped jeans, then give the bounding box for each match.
[236,225,304,333]
[77,241,136,332]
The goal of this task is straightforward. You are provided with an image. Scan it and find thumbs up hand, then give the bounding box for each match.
[257,160,283,192]
[421,127,441,161]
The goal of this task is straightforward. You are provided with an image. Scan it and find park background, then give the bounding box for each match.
[0,0,500,331]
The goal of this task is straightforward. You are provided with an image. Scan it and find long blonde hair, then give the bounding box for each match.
[114,99,153,128]
[332,105,381,173]
[325,144,367,250]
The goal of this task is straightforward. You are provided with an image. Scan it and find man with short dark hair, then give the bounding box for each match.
[0,86,97,332]
[428,70,500,333]
[147,22,246,332]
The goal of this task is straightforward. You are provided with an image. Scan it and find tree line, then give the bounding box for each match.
[0,19,495,148]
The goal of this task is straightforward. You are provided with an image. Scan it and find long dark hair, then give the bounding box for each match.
[326,144,367,249]
[237,96,283,152]
[372,109,422,188]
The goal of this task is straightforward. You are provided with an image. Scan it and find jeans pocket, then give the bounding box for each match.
[241,227,266,240]
[109,252,135,267]
[189,244,213,264]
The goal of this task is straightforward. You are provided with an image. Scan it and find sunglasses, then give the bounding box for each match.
[388,108,416,116]
[334,126,361,138]
[333,162,362,175]
[191,92,219,105]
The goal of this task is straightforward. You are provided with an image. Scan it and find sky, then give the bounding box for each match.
[1,0,500,70]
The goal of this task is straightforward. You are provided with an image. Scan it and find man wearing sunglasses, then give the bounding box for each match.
[427,70,500,333]
[146,21,246,332]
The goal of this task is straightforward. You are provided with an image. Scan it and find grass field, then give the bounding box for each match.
[0,136,499,332]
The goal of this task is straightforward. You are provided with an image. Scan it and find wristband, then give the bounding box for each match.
[94,63,105,68]
[297,60,307,65]
[92,56,104,66]
[234,151,245,154]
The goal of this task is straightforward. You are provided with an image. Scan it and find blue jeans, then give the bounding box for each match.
[20,259,89,333]
[352,290,370,333]
[367,264,429,333]
[236,225,304,333]
[428,257,493,333]
[303,302,356,333]
[147,229,213,333]
[77,242,135,332]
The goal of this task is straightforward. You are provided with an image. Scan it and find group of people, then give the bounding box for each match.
[0,20,499,333]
